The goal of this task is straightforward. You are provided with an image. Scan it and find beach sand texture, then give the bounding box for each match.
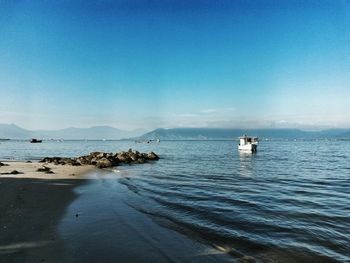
[0,161,95,179]
[0,162,233,263]
[0,162,92,262]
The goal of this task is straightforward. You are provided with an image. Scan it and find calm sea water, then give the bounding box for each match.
[1,140,349,261]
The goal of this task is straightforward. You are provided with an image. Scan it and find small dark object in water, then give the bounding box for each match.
[26,160,32,163]
[75,213,79,217]
[30,139,42,143]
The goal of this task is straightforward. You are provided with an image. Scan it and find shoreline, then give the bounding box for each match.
[0,161,234,262]
[0,161,95,262]
[0,161,96,179]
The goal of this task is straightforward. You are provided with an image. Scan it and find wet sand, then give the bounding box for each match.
[0,177,88,262]
[0,162,94,262]
[0,162,234,262]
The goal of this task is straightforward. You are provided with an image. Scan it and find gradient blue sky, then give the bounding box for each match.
[0,0,349,130]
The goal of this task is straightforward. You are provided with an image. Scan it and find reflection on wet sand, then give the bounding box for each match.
[58,172,234,263]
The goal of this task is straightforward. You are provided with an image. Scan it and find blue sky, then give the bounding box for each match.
[0,0,349,130]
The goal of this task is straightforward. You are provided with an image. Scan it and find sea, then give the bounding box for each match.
[0,139,349,262]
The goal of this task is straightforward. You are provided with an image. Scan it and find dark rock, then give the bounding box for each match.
[146,152,159,160]
[116,152,129,162]
[0,162,9,166]
[129,152,138,162]
[71,161,81,166]
[105,153,114,159]
[39,157,63,165]
[10,170,22,175]
[89,152,105,159]
[90,158,98,165]
[37,166,51,172]
[59,158,74,165]
[37,150,159,169]
[95,157,112,168]
[107,156,119,166]
[39,157,50,163]
[137,158,146,164]
[77,156,89,165]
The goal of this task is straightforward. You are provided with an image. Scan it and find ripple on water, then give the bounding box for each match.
[2,140,350,261]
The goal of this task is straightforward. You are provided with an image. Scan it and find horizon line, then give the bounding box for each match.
[1,123,350,132]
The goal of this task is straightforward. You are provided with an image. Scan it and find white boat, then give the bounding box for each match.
[238,135,258,152]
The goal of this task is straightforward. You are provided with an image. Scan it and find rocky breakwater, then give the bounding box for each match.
[39,149,159,169]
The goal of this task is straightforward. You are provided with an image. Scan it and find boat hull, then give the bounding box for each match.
[30,139,42,143]
[238,144,257,152]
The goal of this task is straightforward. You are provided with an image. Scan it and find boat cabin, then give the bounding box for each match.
[238,135,258,152]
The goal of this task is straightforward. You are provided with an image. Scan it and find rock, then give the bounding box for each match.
[60,158,77,165]
[71,161,81,166]
[89,152,105,159]
[58,158,68,165]
[39,157,50,163]
[37,166,51,172]
[95,158,112,168]
[137,158,146,164]
[146,152,159,160]
[97,153,106,159]
[107,156,119,166]
[37,150,159,169]
[0,162,9,166]
[10,170,22,175]
[39,157,63,165]
[77,156,89,165]
[116,152,129,162]
[105,153,114,159]
[129,152,138,162]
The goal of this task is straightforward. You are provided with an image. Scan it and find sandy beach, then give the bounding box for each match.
[0,161,95,179]
[0,162,94,262]
[0,161,234,263]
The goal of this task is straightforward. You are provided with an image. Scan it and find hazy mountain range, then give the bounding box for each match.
[1,124,349,140]
[139,128,350,140]
[0,124,147,140]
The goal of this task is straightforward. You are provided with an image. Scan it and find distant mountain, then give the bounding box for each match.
[0,124,148,140]
[138,128,350,140]
[2,124,349,140]
[0,124,35,139]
